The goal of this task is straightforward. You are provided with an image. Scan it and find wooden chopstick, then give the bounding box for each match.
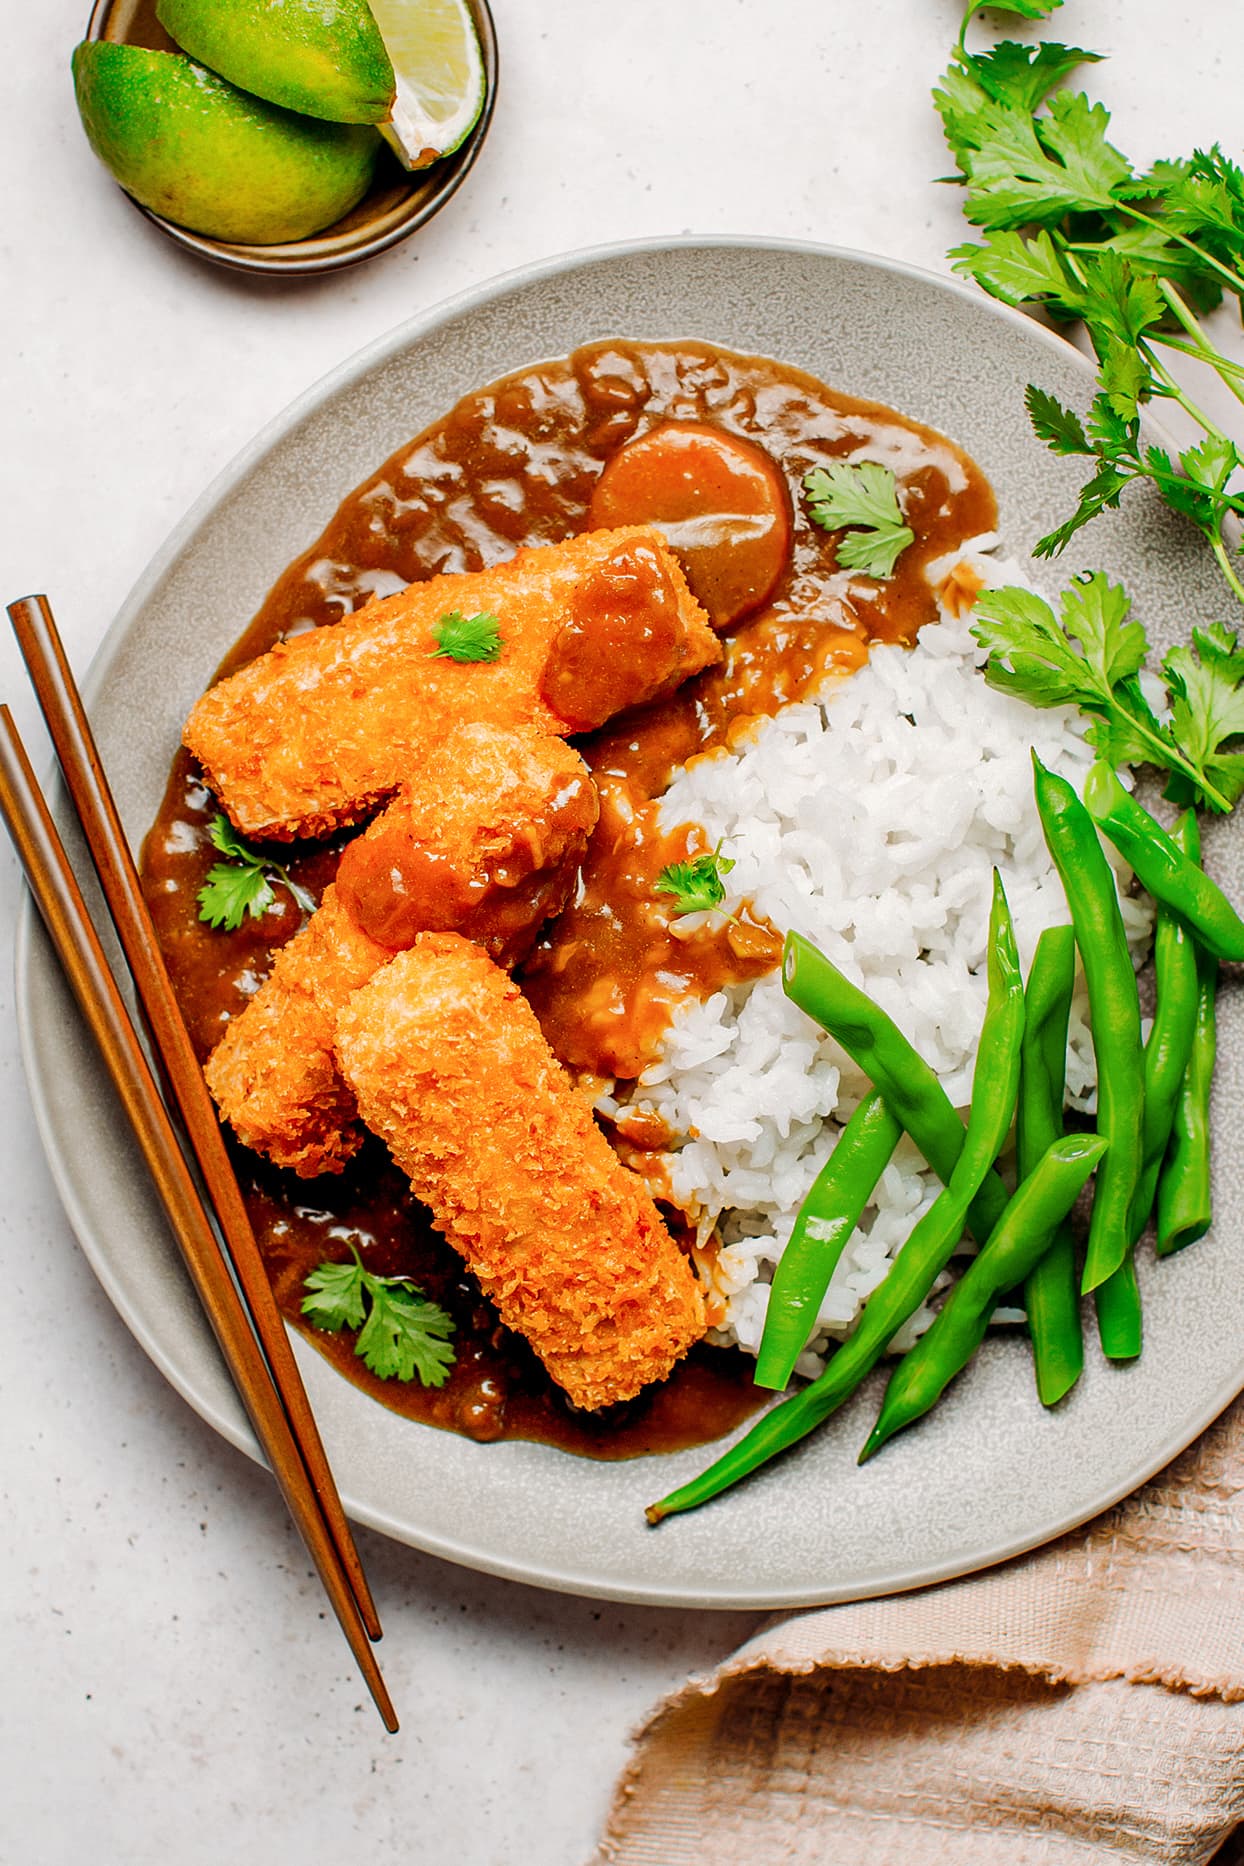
[0,707,397,1730]
[9,593,382,1643]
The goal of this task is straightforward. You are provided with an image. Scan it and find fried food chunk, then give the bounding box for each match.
[184,527,720,840]
[334,935,706,1410]
[205,725,597,1177]
[204,881,387,1177]
[335,724,597,966]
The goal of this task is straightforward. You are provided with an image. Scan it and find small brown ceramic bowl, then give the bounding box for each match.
[83,0,497,277]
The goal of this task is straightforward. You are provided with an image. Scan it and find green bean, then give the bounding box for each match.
[1129,810,1200,1245]
[1016,925,1083,1407]
[1092,814,1200,1358]
[1032,755,1144,1296]
[1093,1253,1142,1359]
[646,872,1024,1524]
[1157,940,1218,1257]
[782,931,1009,1244]
[860,1131,1108,1461]
[1084,762,1244,962]
[754,1090,902,1392]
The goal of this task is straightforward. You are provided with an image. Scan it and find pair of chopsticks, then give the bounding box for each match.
[1,594,397,1732]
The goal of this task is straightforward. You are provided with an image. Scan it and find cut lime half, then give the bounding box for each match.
[367,0,487,170]
[71,41,380,244]
[155,0,396,126]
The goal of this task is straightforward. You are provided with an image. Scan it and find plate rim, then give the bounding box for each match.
[16,233,1244,1609]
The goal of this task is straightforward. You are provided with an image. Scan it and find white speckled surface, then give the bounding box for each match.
[3,2,1243,1861]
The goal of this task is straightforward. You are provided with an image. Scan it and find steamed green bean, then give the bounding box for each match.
[1032,755,1143,1298]
[1016,924,1082,1406]
[754,1090,902,1393]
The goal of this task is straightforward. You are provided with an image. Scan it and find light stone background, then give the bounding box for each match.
[2,4,1241,1862]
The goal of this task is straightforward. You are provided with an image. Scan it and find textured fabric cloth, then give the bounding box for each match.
[597,1397,1244,1864]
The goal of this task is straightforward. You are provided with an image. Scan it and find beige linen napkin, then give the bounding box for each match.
[597,1396,1244,1864]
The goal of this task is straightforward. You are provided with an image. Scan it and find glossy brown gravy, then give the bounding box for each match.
[141,339,994,1459]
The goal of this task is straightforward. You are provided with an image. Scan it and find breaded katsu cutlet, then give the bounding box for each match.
[204,881,388,1177]
[334,935,707,1411]
[185,526,720,841]
[205,724,596,1176]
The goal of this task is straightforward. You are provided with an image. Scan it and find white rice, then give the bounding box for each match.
[599,539,1154,1378]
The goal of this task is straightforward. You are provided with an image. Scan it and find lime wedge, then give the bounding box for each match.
[366,0,486,170]
[72,42,381,245]
[155,0,396,126]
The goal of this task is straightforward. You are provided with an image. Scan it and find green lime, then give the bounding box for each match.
[366,0,486,169]
[71,43,380,245]
[155,0,395,126]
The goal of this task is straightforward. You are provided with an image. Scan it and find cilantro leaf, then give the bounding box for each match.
[1026,392,1172,558]
[973,573,1147,711]
[209,815,259,863]
[301,1257,368,1332]
[1024,384,1090,456]
[1162,623,1244,809]
[1032,460,1131,559]
[302,1250,457,1387]
[655,841,736,917]
[429,610,503,663]
[1058,569,1148,689]
[971,585,1105,710]
[960,0,1064,43]
[1143,149,1244,268]
[1073,252,1165,416]
[355,1281,457,1386]
[940,57,1130,231]
[1036,90,1133,213]
[967,39,1098,116]
[1087,221,1224,313]
[974,0,1063,17]
[1084,703,1168,773]
[803,462,915,579]
[196,813,316,931]
[1180,433,1242,500]
[196,861,274,932]
[1097,335,1149,421]
[951,229,1083,313]
[973,575,1236,812]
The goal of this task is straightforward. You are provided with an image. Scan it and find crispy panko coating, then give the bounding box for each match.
[334,935,707,1410]
[335,724,597,966]
[204,882,387,1177]
[205,725,598,1177]
[184,527,720,841]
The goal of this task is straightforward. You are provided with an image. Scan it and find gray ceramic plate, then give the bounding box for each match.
[17,239,1244,1608]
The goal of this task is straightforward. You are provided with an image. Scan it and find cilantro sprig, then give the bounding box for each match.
[973,571,1244,812]
[429,610,503,663]
[803,463,915,579]
[936,7,1244,607]
[655,840,736,918]
[196,815,316,932]
[301,1247,457,1386]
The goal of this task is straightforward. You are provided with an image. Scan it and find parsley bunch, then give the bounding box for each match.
[302,1247,457,1386]
[937,0,1244,603]
[974,570,1244,813]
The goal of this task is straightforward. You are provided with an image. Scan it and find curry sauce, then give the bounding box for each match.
[141,339,994,1456]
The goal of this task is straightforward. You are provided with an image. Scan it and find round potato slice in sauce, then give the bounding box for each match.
[586,420,791,629]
